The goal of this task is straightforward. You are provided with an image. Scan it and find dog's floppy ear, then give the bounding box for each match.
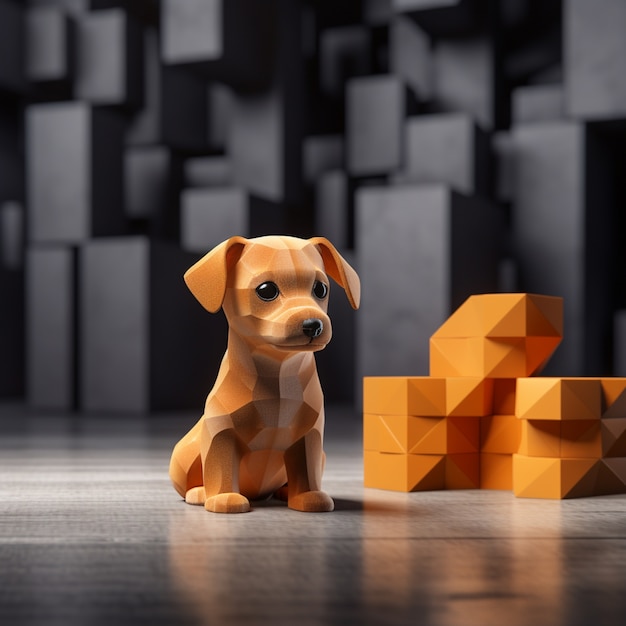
[184,236,248,312]
[309,237,361,310]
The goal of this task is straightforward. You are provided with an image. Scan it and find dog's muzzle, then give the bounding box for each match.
[302,318,323,339]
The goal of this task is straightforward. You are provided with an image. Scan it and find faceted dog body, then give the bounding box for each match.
[169,236,360,513]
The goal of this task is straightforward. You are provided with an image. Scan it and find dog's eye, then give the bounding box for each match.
[312,280,328,300]
[256,282,280,302]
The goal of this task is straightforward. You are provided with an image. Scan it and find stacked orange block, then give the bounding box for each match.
[363,293,626,498]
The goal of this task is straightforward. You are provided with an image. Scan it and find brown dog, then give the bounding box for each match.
[169,235,360,513]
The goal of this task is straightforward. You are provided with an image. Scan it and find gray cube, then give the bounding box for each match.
[303,135,344,185]
[512,84,565,124]
[184,156,232,189]
[75,8,143,108]
[227,1,304,204]
[346,75,405,177]
[0,150,23,204]
[126,28,208,152]
[392,0,482,37]
[0,204,24,396]
[511,122,615,375]
[125,145,182,225]
[399,113,489,196]
[0,0,25,93]
[315,249,359,403]
[565,0,626,120]
[161,0,277,92]
[319,25,372,99]
[0,264,24,397]
[390,15,432,101]
[80,237,227,413]
[181,188,248,253]
[432,35,495,130]
[492,131,515,203]
[356,183,503,377]
[1,201,24,270]
[26,102,125,244]
[26,6,74,84]
[26,245,76,409]
[314,170,348,250]
[180,188,287,254]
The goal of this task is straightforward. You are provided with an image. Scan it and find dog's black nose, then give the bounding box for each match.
[303,318,323,339]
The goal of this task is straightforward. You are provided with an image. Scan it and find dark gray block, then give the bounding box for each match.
[125,146,178,219]
[319,25,372,99]
[0,203,24,396]
[26,245,76,409]
[390,15,432,101]
[615,310,626,376]
[126,28,208,151]
[26,102,125,243]
[512,84,564,124]
[180,188,287,254]
[511,122,615,376]
[75,9,143,109]
[392,0,482,37]
[492,131,515,203]
[26,0,117,15]
[346,75,405,177]
[432,35,495,130]
[207,82,232,151]
[315,249,358,403]
[0,0,25,93]
[228,87,297,203]
[314,170,348,249]
[26,6,74,84]
[1,201,23,270]
[364,0,393,25]
[303,135,344,185]
[0,262,23,397]
[80,237,227,413]
[565,0,626,120]
[399,113,489,196]
[227,0,304,205]
[124,145,182,240]
[161,0,277,92]
[498,258,519,293]
[0,149,23,203]
[184,156,232,188]
[180,188,247,253]
[356,184,503,377]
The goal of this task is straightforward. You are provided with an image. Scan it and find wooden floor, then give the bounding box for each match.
[1,403,626,626]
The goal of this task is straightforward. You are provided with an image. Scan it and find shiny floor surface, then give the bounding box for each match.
[2,403,626,626]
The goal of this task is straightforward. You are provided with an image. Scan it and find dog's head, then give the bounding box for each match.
[184,235,360,352]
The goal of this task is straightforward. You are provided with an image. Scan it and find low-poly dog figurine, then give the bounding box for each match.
[169,235,360,513]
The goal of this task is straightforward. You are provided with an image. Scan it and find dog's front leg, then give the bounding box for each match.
[199,415,250,513]
[284,429,334,512]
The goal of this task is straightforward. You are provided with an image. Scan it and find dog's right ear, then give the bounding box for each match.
[184,236,248,312]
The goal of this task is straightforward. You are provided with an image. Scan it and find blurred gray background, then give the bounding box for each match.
[1,0,625,413]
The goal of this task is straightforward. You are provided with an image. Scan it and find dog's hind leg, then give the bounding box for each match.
[169,436,203,499]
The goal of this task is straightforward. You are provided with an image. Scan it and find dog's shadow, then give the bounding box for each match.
[250,495,364,512]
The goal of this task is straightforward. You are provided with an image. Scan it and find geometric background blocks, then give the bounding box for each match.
[364,293,626,499]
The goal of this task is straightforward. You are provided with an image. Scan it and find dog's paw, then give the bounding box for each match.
[185,486,206,505]
[205,492,251,514]
[288,490,334,512]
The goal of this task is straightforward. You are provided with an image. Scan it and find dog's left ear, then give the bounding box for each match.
[309,237,361,309]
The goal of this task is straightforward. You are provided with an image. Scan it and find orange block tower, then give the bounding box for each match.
[363,293,626,499]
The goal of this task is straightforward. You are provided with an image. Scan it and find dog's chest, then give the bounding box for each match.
[231,372,322,448]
